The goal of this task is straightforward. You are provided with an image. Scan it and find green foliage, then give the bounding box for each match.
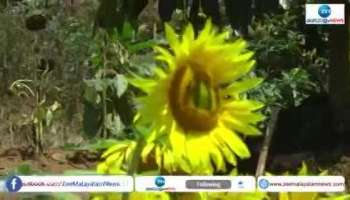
[0,3,100,149]
[247,10,328,118]
[250,68,320,110]
[82,25,156,140]
[248,9,329,80]
[7,163,38,175]
[249,12,304,75]
[9,77,62,153]
[82,54,130,138]
[83,76,128,103]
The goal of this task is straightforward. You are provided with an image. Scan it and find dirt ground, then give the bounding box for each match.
[0,147,100,176]
[0,147,100,200]
[0,146,105,200]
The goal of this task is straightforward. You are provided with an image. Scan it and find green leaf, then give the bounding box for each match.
[46,110,53,127]
[94,79,106,92]
[84,79,106,92]
[50,101,61,112]
[120,22,134,41]
[105,114,125,136]
[126,40,157,53]
[113,74,128,97]
[15,163,33,175]
[83,85,97,104]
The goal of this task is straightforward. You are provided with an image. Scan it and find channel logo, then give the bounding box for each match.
[305,4,344,25]
[6,176,23,192]
[154,176,165,187]
[148,176,175,191]
[318,5,331,18]
[258,179,270,190]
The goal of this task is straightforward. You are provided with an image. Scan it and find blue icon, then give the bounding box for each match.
[238,180,244,188]
[258,179,269,189]
[318,5,331,18]
[6,176,23,192]
[155,176,165,187]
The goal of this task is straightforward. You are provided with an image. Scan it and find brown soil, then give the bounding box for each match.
[0,147,100,175]
[0,147,100,199]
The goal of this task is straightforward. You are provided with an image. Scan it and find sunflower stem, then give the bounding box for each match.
[255,107,280,177]
[122,135,145,200]
[102,34,108,139]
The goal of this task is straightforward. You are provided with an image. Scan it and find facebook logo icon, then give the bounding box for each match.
[6,176,23,192]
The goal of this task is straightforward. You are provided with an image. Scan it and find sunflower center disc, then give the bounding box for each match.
[168,65,219,132]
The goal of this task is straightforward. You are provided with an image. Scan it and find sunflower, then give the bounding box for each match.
[96,140,136,175]
[129,20,265,174]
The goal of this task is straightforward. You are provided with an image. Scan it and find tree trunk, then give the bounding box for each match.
[329,1,350,135]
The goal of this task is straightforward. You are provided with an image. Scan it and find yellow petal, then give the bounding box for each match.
[153,67,167,79]
[216,126,251,159]
[141,143,155,162]
[105,151,123,166]
[155,146,162,168]
[290,193,318,200]
[279,193,290,200]
[224,100,264,112]
[125,141,137,161]
[96,162,108,174]
[107,193,121,200]
[224,60,256,82]
[186,135,213,174]
[224,77,263,96]
[108,165,126,175]
[182,24,195,51]
[165,23,180,52]
[209,144,226,172]
[198,19,214,42]
[169,124,186,157]
[163,150,176,172]
[210,130,237,166]
[128,77,157,94]
[228,111,265,124]
[154,46,175,70]
[102,141,130,158]
[298,162,308,176]
[222,114,262,135]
